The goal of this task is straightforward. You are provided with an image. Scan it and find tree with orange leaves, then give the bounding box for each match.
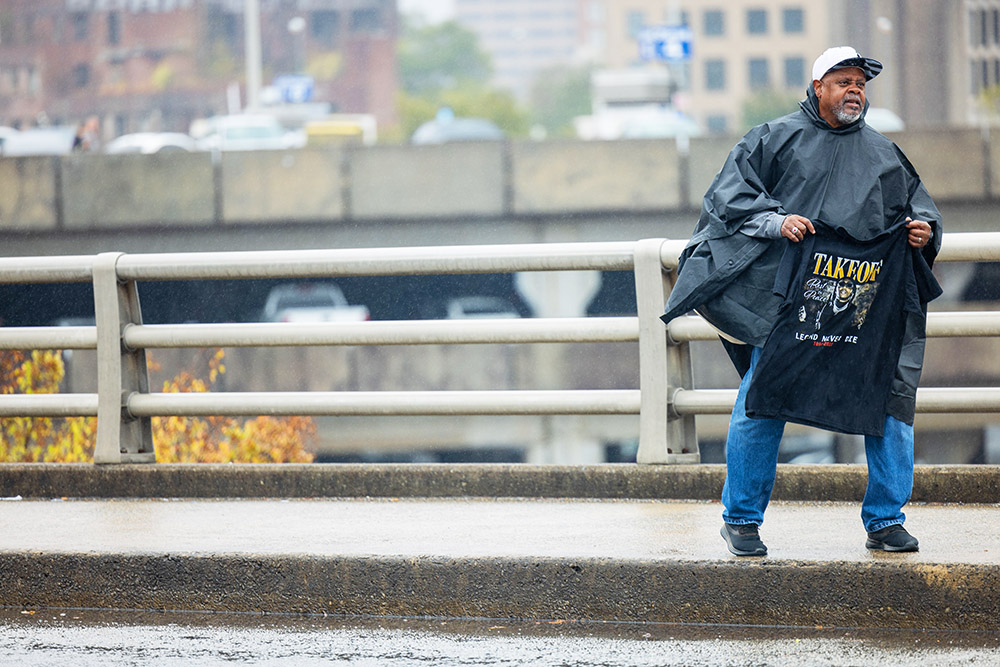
[0,348,315,463]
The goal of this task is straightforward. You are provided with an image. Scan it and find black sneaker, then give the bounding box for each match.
[721,522,767,557]
[866,524,919,552]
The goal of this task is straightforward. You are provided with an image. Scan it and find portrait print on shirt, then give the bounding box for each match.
[796,249,883,343]
[744,222,938,436]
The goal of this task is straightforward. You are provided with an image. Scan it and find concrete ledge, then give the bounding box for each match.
[4,552,998,631]
[61,153,215,228]
[1,463,997,503]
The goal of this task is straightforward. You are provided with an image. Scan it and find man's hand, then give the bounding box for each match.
[906,217,933,248]
[782,214,815,242]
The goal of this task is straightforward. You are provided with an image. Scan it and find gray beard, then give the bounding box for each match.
[834,102,862,124]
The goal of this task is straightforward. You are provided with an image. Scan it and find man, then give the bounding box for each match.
[661,47,942,557]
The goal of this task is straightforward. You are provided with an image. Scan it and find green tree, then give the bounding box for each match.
[394,18,530,141]
[741,89,802,132]
[398,20,492,95]
[396,86,530,140]
[529,65,592,137]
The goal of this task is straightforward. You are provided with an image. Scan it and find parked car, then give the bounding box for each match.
[1,126,76,156]
[421,296,523,319]
[0,126,18,153]
[411,117,505,145]
[865,107,905,133]
[260,283,369,322]
[104,132,198,154]
[193,114,306,152]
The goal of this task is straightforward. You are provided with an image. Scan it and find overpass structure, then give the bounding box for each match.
[0,150,999,635]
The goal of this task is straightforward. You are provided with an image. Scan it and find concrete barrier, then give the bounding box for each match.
[221,148,346,223]
[3,551,996,630]
[892,128,988,200]
[1,463,997,502]
[61,152,215,228]
[686,136,738,209]
[0,132,994,230]
[351,143,506,219]
[0,156,59,230]
[511,139,681,213]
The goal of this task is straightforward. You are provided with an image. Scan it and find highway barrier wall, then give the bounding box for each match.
[1,129,998,231]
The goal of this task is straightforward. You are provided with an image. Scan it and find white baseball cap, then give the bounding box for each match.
[811,46,883,82]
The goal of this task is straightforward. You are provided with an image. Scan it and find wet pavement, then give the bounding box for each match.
[0,496,997,564]
[2,608,999,666]
[1,497,998,631]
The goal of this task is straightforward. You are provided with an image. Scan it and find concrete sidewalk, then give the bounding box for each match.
[1,495,998,631]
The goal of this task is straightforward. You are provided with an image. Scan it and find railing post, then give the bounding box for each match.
[634,239,699,464]
[92,252,155,464]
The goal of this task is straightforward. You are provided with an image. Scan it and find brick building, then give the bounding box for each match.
[0,0,397,136]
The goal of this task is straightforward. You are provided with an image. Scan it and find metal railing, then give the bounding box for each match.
[0,234,999,464]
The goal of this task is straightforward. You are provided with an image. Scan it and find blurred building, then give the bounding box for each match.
[584,0,988,135]
[0,0,397,136]
[453,0,582,100]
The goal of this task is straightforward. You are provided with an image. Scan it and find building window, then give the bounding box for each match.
[707,115,728,134]
[72,64,90,88]
[28,66,40,96]
[704,10,724,36]
[747,9,767,35]
[783,8,804,33]
[206,8,239,49]
[665,10,690,26]
[627,10,645,37]
[311,11,340,45]
[108,12,121,45]
[705,59,726,90]
[749,58,770,88]
[784,57,805,88]
[350,9,382,33]
[72,12,88,41]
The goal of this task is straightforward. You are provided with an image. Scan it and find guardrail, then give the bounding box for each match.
[1,234,999,464]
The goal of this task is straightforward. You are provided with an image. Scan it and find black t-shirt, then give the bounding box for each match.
[745,222,940,436]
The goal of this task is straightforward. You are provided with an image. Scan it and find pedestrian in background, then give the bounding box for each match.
[72,116,100,152]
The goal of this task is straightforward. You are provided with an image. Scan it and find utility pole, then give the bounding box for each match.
[244,0,262,110]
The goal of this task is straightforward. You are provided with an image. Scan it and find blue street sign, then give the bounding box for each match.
[273,74,314,104]
[637,25,693,62]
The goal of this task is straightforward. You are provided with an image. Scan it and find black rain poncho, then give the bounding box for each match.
[661,86,942,424]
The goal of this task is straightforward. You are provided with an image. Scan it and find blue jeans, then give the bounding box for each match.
[721,347,914,533]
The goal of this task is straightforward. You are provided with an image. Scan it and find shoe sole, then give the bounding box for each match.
[865,538,918,553]
[721,525,767,557]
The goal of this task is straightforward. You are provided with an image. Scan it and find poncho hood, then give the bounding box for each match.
[798,85,870,135]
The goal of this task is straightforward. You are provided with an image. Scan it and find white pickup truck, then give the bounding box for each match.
[260,283,370,322]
